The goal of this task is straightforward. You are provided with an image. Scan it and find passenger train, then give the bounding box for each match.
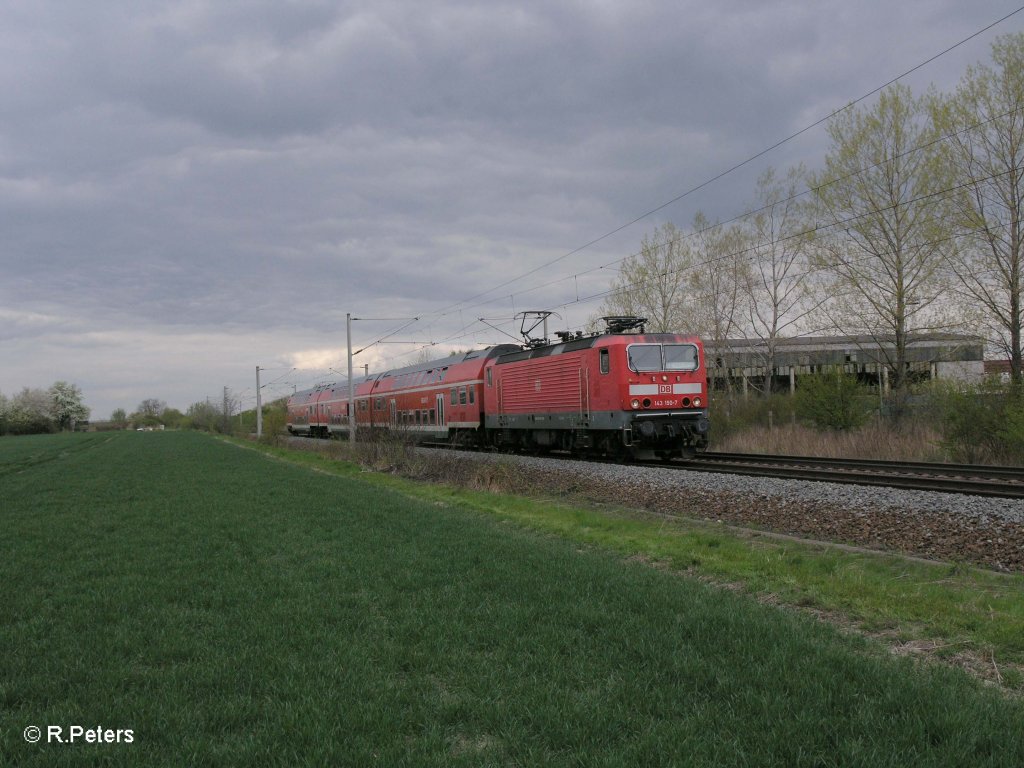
[287,317,710,460]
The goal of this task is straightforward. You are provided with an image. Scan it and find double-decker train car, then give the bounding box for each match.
[350,345,520,439]
[286,317,710,460]
[286,380,362,438]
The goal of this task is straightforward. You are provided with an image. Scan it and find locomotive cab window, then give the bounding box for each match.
[627,344,663,372]
[599,348,610,374]
[664,344,699,371]
[627,343,699,372]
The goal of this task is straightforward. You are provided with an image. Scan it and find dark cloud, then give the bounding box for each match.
[0,0,1016,416]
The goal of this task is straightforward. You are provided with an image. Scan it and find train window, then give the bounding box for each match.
[375,397,384,411]
[459,386,467,405]
[627,344,662,372]
[429,408,435,424]
[664,344,699,371]
[486,368,493,387]
[599,348,610,374]
[469,387,475,404]
[450,388,457,405]
[440,367,448,381]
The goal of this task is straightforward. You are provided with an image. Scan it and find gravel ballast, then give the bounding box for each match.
[423,449,1024,572]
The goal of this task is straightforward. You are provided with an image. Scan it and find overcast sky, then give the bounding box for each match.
[2,0,1021,419]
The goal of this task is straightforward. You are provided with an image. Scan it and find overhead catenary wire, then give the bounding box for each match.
[408,102,1024,331]
[376,168,1020,362]
[339,162,1018,381]
[423,5,1024,323]
[308,9,1024,381]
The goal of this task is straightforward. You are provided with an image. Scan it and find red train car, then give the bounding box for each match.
[288,346,521,439]
[483,321,709,459]
[286,381,356,438]
[351,345,520,438]
[287,317,710,460]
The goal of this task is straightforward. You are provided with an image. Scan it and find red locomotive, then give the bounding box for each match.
[286,317,710,460]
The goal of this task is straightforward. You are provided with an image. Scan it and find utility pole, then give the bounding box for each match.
[256,365,263,438]
[347,312,356,444]
[222,386,230,433]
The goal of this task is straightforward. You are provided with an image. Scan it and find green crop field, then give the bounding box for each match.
[1,431,1022,766]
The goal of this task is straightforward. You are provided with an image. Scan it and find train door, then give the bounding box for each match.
[436,393,445,427]
[579,367,591,421]
[389,399,397,428]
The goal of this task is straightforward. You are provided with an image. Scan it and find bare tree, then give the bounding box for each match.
[596,222,697,333]
[932,32,1024,387]
[110,408,128,428]
[137,398,166,419]
[743,165,820,394]
[689,211,751,391]
[810,83,954,398]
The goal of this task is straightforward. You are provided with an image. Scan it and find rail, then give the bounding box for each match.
[674,452,1024,499]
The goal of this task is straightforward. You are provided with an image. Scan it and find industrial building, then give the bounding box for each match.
[706,334,985,395]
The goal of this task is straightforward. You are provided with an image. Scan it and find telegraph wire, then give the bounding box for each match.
[425,5,1024,321]
[436,103,1024,320]
[288,9,1024,384]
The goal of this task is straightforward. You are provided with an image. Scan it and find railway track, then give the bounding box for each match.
[674,452,1024,499]
[290,435,1024,499]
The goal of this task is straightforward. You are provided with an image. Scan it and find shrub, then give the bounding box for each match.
[924,378,1024,464]
[258,406,288,445]
[998,398,1024,461]
[709,392,797,442]
[794,370,873,430]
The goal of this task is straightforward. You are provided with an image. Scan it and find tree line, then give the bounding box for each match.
[0,382,91,435]
[598,32,1024,396]
[0,385,266,437]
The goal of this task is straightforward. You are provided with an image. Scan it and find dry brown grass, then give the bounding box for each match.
[711,421,950,462]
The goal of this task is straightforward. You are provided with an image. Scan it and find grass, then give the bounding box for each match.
[268,436,1024,675]
[1,431,1022,766]
[712,421,952,462]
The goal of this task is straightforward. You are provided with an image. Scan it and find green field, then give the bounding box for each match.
[1,431,1023,766]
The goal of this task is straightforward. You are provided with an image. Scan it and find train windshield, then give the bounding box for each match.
[664,344,699,371]
[627,344,663,371]
[627,343,700,372]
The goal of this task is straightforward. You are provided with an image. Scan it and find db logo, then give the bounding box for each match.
[659,384,672,394]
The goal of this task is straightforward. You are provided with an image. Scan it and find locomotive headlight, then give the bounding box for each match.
[661,375,668,382]
[631,399,641,409]
[693,397,702,407]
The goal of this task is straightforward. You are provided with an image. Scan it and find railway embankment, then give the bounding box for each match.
[424,449,1024,573]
